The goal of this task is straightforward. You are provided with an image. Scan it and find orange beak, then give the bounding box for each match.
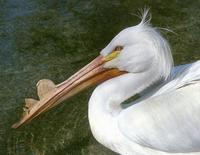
[12,55,126,128]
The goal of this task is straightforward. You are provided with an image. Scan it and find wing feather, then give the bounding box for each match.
[118,82,200,153]
[153,61,200,96]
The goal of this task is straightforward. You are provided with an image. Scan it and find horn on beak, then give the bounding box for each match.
[12,53,126,128]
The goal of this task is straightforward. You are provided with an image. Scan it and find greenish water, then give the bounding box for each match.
[1,0,200,154]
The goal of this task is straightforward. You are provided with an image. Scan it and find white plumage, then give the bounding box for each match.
[88,10,200,155]
[12,9,200,155]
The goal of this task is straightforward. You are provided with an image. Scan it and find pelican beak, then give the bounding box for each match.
[12,53,125,128]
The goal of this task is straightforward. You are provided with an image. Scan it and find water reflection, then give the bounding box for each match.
[1,0,200,154]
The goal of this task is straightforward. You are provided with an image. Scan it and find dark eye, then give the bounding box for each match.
[114,46,123,51]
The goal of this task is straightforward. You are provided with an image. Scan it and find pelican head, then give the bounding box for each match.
[101,19,173,79]
[12,11,173,128]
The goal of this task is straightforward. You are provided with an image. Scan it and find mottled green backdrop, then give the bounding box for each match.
[1,0,200,154]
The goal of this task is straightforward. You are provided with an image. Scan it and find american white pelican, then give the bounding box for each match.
[13,10,200,155]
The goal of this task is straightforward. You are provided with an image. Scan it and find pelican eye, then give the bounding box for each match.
[114,46,123,51]
[103,46,123,62]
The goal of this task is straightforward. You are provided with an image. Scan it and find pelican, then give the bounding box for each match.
[12,10,200,155]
